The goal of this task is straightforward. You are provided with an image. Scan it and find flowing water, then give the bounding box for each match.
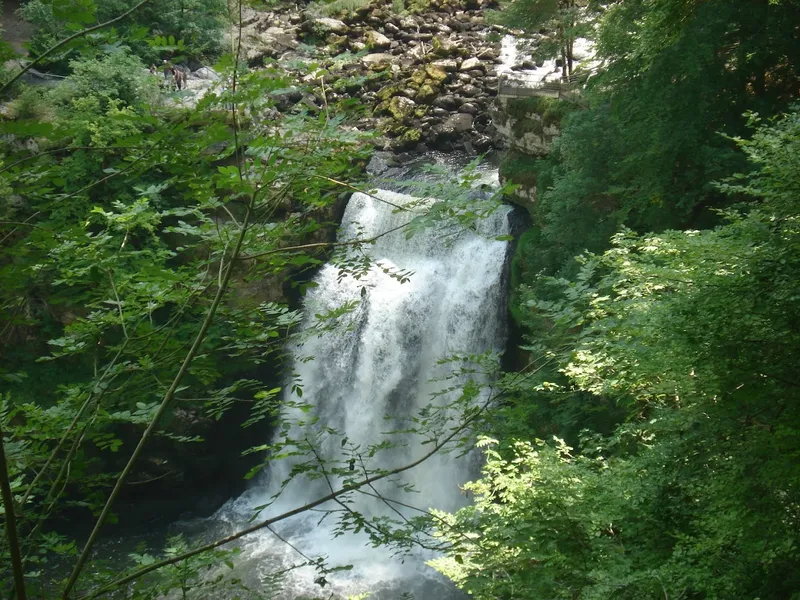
[497,33,598,86]
[209,167,512,599]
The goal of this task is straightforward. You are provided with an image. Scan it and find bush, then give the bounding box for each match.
[6,86,56,121]
[50,51,158,112]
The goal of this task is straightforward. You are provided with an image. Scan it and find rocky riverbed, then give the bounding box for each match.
[224,0,514,154]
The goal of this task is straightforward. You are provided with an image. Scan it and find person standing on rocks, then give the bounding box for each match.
[173,65,186,91]
[162,59,175,89]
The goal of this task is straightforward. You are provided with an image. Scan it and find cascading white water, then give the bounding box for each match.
[216,186,512,599]
[497,33,598,86]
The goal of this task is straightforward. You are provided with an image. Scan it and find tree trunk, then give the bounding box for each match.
[0,426,28,600]
[567,38,573,76]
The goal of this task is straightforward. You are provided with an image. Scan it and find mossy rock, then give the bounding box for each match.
[384,95,416,121]
[499,148,542,190]
[431,35,459,58]
[424,64,448,83]
[377,84,403,101]
[327,34,349,49]
[410,68,428,87]
[400,128,422,143]
[415,83,438,103]
[513,115,545,139]
[378,118,407,135]
[506,96,573,128]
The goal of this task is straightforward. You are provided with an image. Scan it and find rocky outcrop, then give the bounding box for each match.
[494,96,571,215]
[493,96,563,156]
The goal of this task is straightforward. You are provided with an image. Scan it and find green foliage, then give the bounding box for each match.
[51,50,158,111]
[4,86,56,121]
[97,0,228,61]
[0,8,513,595]
[19,0,227,69]
[434,108,800,599]
[0,35,391,596]
[507,0,800,333]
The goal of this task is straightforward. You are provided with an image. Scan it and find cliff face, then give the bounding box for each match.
[494,96,569,216]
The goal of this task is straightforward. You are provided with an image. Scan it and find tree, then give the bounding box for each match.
[432,108,800,599]
[498,0,594,78]
[18,0,227,68]
[1,3,513,598]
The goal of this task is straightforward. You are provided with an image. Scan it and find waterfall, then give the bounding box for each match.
[216,185,512,599]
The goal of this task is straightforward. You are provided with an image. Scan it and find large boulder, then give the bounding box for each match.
[445,112,474,133]
[193,66,220,81]
[365,30,392,49]
[242,26,299,63]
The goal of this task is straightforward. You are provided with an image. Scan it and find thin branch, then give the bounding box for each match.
[356,454,425,538]
[310,175,412,212]
[80,387,498,596]
[0,425,28,600]
[106,271,128,340]
[18,339,130,510]
[238,221,408,260]
[84,358,553,598]
[0,147,148,176]
[1,0,153,94]
[0,213,42,247]
[62,8,252,597]
[63,199,255,599]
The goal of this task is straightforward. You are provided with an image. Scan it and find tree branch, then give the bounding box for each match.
[1,0,153,95]
[238,221,408,260]
[62,7,252,596]
[80,360,552,599]
[80,391,498,597]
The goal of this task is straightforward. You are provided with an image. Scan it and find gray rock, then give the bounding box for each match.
[400,16,417,30]
[460,102,478,115]
[432,59,458,72]
[445,112,474,132]
[433,95,459,110]
[362,53,394,70]
[367,152,397,175]
[241,24,299,63]
[460,57,483,71]
[193,66,220,81]
[310,17,349,35]
[366,30,392,49]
